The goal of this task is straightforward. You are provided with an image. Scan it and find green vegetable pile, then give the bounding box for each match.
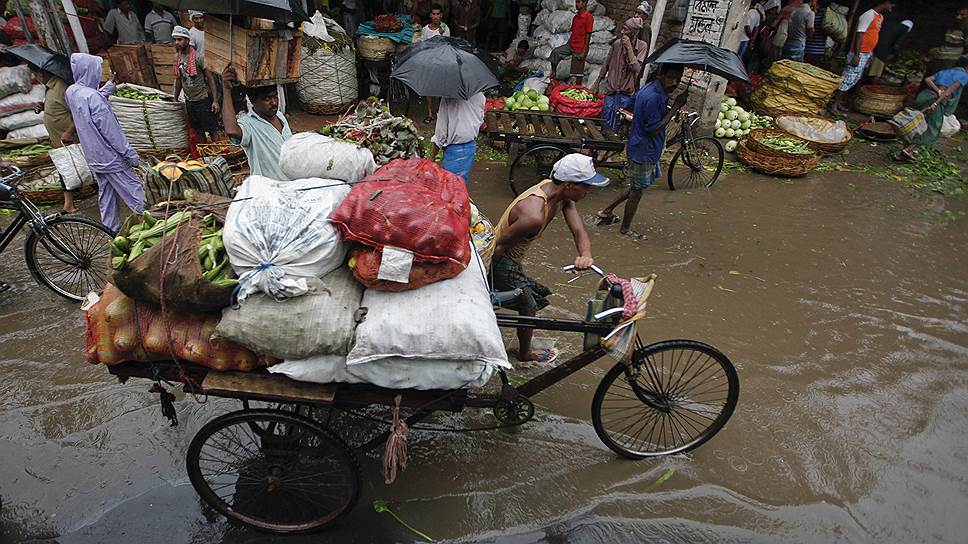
[0,143,51,160]
[760,135,814,155]
[110,212,237,287]
[505,88,550,111]
[115,86,172,102]
[560,88,598,101]
[319,97,420,165]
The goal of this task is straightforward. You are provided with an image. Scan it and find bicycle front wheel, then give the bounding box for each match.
[508,144,569,196]
[591,339,739,459]
[24,216,114,302]
[667,137,724,191]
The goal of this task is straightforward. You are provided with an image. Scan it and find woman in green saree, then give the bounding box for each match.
[894,57,968,162]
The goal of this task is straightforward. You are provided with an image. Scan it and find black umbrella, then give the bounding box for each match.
[645,39,751,84]
[6,44,72,83]
[153,0,309,24]
[391,36,499,100]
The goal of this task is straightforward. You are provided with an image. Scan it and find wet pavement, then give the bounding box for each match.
[1,157,967,543]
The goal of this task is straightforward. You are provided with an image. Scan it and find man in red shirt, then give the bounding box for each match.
[549,0,594,82]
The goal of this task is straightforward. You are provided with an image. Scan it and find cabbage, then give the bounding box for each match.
[530,105,540,110]
[741,120,751,129]
[738,111,750,122]
[726,110,739,121]
[720,103,729,113]
[731,119,742,130]
[538,103,549,112]
[725,140,738,152]
[715,127,726,137]
[504,101,512,110]
[527,89,539,101]
[538,95,550,105]
[718,111,725,121]
[726,97,737,108]
[725,128,736,137]
[714,119,722,129]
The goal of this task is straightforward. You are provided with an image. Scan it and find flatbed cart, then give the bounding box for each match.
[104,267,739,534]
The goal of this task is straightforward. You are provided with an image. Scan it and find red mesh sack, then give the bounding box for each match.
[348,245,465,292]
[550,84,604,118]
[4,17,36,41]
[331,158,471,266]
[84,284,273,372]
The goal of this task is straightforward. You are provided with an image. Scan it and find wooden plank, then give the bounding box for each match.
[584,120,606,142]
[557,117,577,139]
[515,113,531,136]
[107,45,158,89]
[541,116,559,138]
[528,113,546,137]
[485,111,499,135]
[202,370,337,405]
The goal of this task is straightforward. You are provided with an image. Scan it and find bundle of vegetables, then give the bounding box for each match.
[319,97,420,165]
[504,88,551,112]
[550,84,603,117]
[374,14,404,33]
[84,283,273,371]
[758,134,814,155]
[112,194,239,312]
[0,142,50,160]
[114,86,173,101]
[559,87,597,101]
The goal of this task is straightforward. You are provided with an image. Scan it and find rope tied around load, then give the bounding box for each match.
[383,394,408,484]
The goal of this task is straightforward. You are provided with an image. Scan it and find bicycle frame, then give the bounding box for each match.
[0,171,87,266]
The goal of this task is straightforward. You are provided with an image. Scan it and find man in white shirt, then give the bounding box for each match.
[419,4,451,124]
[102,0,144,44]
[739,1,765,60]
[783,1,815,62]
[188,11,205,60]
[144,3,178,44]
[427,92,486,183]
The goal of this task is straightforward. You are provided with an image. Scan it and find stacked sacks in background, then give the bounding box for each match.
[520,0,614,90]
[0,67,46,139]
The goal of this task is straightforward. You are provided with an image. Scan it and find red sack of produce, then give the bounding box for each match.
[481,97,505,131]
[331,157,471,266]
[550,84,604,118]
[4,17,35,42]
[84,284,274,371]
[347,244,465,291]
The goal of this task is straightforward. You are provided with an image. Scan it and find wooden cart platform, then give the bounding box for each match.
[484,110,626,153]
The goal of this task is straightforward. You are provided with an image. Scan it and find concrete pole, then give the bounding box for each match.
[695,0,751,128]
[62,0,90,54]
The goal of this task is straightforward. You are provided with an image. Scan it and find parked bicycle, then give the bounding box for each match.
[0,165,114,301]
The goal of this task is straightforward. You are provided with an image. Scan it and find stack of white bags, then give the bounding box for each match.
[520,0,615,91]
[0,66,48,139]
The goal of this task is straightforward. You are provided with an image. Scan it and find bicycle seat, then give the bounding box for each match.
[0,181,14,202]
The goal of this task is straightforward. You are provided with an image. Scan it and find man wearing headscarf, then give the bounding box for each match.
[64,53,144,232]
[594,18,649,131]
[173,25,221,143]
[188,11,206,60]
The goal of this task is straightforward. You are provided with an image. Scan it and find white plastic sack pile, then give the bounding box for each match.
[0,110,43,131]
[7,124,48,139]
[223,176,350,301]
[0,66,32,100]
[109,83,187,150]
[524,3,612,88]
[50,145,94,190]
[343,248,510,390]
[585,43,610,65]
[278,132,376,183]
[0,84,45,117]
[546,10,575,33]
[215,266,363,360]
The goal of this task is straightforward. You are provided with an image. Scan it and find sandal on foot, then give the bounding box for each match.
[620,230,647,240]
[892,150,915,163]
[526,348,559,364]
[595,212,619,225]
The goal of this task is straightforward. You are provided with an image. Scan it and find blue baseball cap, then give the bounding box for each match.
[551,153,610,187]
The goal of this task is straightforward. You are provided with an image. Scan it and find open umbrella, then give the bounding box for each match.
[6,44,72,83]
[152,0,309,24]
[391,36,499,100]
[645,39,751,84]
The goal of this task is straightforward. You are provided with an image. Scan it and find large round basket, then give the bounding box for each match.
[14,178,97,204]
[854,85,907,116]
[745,128,819,160]
[303,101,356,115]
[736,139,821,178]
[775,114,854,154]
[358,36,395,61]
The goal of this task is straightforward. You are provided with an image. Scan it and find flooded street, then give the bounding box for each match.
[1,163,967,543]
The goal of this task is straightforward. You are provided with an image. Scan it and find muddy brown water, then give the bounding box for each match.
[1,164,966,543]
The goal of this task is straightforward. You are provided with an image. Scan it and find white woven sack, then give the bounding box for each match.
[345,248,511,391]
[50,144,94,191]
[517,13,532,39]
[268,354,363,384]
[533,26,551,39]
[0,84,45,117]
[0,110,43,131]
[521,58,553,75]
[278,132,376,183]
[6,124,47,139]
[223,176,350,301]
[533,44,552,60]
[215,266,363,359]
[593,16,616,32]
[533,8,551,29]
[296,45,358,108]
[108,83,187,150]
[548,31,571,49]
[586,44,610,65]
[546,10,574,33]
[0,66,31,100]
[590,30,613,43]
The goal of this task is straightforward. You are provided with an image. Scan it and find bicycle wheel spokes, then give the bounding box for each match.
[669,137,724,191]
[26,217,114,301]
[592,340,739,458]
[508,145,568,195]
[188,410,360,534]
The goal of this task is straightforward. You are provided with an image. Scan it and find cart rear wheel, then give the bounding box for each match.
[667,137,724,191]
[592,339,739,459]
[187,409,360,534]
[508,144,569,196]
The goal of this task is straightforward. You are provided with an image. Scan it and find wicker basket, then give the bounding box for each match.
[196,142,246,164]
[303,101,356,115]
[746,128,819,160]
[775,114,854,154]
[854,85,907,116]
[11,152,53,169]
[138,147,191,162]
[358,36,395,61]
[14,180,97,204]
[736,139,821,178]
